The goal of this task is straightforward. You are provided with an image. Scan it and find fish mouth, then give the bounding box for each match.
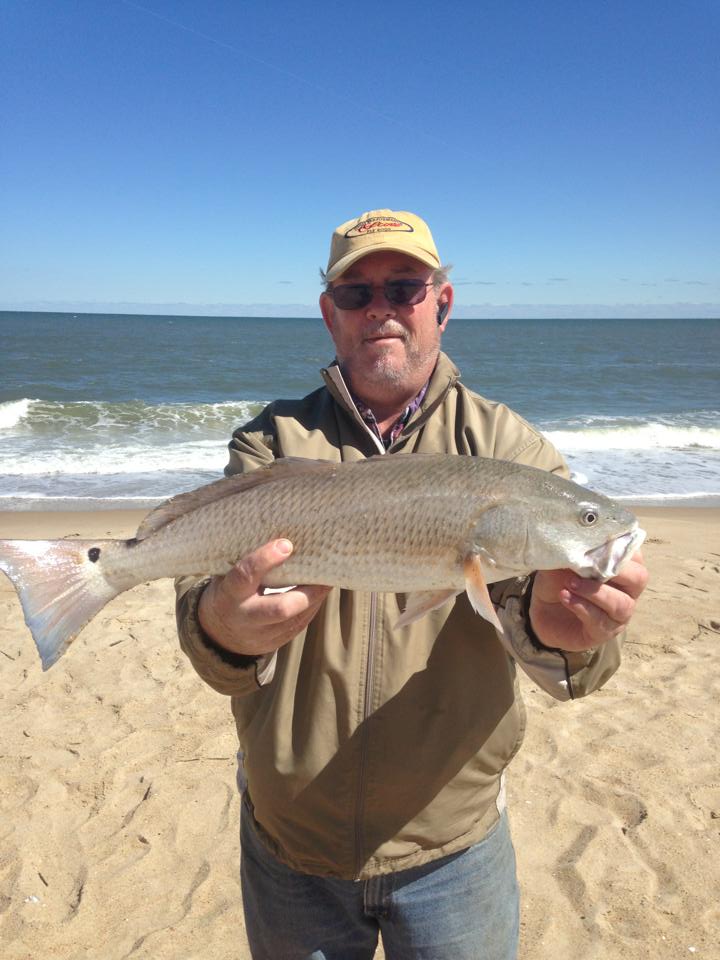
[582,525,646,581]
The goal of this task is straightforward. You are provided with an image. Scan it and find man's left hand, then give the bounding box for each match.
[529,552,649,652]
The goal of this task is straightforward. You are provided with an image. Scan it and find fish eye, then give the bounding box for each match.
[581,509,598,526]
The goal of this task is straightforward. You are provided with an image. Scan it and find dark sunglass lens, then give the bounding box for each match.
[385,280,427,305]
[332,284,372,310]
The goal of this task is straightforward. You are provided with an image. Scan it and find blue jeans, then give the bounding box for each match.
[240,803,519,960]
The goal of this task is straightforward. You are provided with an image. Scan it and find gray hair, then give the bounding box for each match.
[320,263,453,293]
[431,263,452,289]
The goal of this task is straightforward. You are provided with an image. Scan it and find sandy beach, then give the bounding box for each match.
[1,507,718,960]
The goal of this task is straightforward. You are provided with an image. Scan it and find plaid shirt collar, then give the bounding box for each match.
[351,380,430,449]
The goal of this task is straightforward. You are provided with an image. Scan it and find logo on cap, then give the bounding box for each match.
[345,217,414,238]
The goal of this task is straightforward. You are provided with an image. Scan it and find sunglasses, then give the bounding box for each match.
[328,279,434,311]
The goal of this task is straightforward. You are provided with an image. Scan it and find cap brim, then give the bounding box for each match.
[325,242,440,282]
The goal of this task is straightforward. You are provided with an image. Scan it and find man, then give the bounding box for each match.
[176,209,648,960]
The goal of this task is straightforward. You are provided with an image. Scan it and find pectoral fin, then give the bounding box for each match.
[464,555,504,634]
[395,588,461,628]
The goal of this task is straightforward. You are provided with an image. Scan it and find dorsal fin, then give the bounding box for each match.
[134,457,340,540]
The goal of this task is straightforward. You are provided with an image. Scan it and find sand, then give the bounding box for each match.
[0,507,718,960]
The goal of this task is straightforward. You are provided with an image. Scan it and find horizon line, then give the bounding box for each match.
[2,301,719,321]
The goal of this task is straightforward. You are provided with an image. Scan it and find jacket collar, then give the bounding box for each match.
[320,352,460,451]
[321,363,385,454]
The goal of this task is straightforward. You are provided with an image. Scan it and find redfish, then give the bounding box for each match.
[0,455,645,670]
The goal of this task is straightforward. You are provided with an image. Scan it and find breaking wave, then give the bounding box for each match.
[0,398,32,430]
[542,416,720,452]
[1,398,718,507]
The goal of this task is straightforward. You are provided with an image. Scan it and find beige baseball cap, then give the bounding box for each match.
[325,209,441,281]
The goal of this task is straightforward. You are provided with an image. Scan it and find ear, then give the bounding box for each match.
[319,291,335,336]
[437,282,454,331]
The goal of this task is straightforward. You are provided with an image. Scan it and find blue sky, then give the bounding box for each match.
[2,0,718,317]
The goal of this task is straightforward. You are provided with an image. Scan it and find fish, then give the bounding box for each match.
[0,454,645,670]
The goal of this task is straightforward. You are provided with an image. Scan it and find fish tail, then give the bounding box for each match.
[0,539,121,670]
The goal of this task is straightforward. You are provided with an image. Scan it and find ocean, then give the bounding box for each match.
[1,311,718,510]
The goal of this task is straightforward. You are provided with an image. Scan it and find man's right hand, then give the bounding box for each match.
[198,539,331,658]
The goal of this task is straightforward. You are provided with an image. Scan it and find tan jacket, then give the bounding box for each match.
[176,352,621,880]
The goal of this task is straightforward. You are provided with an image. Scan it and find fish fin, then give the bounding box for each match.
[135,457,340,540]
[0,539,121,670]
[395,588,461,628]
[463,555,504,634]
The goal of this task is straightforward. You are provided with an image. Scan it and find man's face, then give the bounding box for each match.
[319,251,452,400]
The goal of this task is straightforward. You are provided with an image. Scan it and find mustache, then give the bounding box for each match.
[365,324,407,340]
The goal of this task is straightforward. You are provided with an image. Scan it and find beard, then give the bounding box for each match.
[338,324,441,393]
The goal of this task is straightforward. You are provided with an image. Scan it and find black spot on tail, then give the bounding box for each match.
[88,547,101,563]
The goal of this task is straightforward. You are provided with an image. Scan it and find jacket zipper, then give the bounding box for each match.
[354,590,378,879]
[353,418,385,879]
[320,366,425,877]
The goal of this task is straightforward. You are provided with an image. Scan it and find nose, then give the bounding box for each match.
[365,286,396,319]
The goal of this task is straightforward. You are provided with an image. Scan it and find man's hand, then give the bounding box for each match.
[198,539,331,657]
[529,552,649,652]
